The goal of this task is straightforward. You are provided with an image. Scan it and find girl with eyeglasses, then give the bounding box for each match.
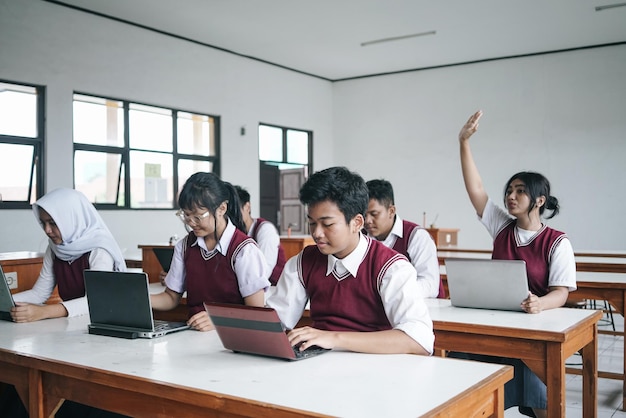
[150,172,270,331]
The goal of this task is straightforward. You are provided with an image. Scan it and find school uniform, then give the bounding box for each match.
[452,199,576,412]
[249,217,286,285]
[266,233,435,354]
[379,216,444,298]
[165,219,270,317]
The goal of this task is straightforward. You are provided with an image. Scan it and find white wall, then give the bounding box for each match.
[333,45,626,250]
[1,0,625,256]
[0,0,334,258]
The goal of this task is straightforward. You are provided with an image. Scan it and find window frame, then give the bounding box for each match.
[0,79,45,209]
[73,92,220,210]
[258,122,313,170]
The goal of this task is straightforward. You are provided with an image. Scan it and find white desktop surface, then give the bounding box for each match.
[426,298,602,334]
[0,315,510,418]
[576,271,626,283]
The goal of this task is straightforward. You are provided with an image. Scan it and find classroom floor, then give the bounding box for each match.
[504,305,625,417]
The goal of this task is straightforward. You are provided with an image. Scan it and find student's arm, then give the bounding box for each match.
[12,248,115,322]
[406,228,440,298]
[265,255,308,329]
[254,222,280,272]
[150,288,182,311]
[522,287,570,313]
[459,110,489,217]
[287,259,434,355]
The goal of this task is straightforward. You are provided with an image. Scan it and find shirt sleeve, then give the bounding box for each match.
[406,228,441,298]
[548,237,577,291]
[12,246,56,305]
[379,258,435,354]
[480,199,514,239]
[164,239,187,294]
[255,221,280,272]
[233,242,271,297]
[61,248,115,318]
[265,254,308,329]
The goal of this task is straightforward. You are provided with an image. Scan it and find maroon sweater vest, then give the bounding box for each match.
[183,230,256,317]
[52,252,90,301]
[491,220,567,296]
[300,237,407,332]
[392,219,446,298]
[250,217,287,286]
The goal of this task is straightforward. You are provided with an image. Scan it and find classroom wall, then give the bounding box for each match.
[0,0,334,258]
[332,45,626,250]
[1,0,624,256]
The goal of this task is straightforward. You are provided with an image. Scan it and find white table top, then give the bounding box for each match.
[425,298,601,335]
[0,315,510,418]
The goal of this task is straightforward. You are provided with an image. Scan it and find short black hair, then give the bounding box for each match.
[366,179,395,208]
[234,185,250,206]
[299,166,368,224]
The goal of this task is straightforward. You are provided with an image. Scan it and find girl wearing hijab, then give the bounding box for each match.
[10,188,126,322]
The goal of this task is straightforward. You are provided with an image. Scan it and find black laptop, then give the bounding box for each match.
[153,247,174,271]
[84,270,189,339]
[205,302,330,361]
[0,265,16,321]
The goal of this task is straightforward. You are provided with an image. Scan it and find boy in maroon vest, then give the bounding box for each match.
[234,185,287,285]
[266,167,434,355]
[364,179,444,298]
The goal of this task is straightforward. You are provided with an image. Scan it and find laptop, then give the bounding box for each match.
[204,302,330,361]
[444,258,530,311]
[84,270,190,339]
[153,247,174,271]
[0,265,16,321]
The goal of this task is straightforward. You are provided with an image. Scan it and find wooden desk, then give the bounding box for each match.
[570,271,626,409]
[0,316,513,418]
[279,236,315,260]
[138,244,174,283]
[0,251,60,304]
[426,299,602,418]
[426,228,459,247]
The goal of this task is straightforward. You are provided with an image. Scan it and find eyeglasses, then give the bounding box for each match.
[176,209,210,225]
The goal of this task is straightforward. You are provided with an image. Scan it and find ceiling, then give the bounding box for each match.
[47,0,626,81]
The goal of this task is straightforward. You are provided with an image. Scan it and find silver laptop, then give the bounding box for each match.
[444,258,529,311]
[0,265,16,321]
[84,270,190,339]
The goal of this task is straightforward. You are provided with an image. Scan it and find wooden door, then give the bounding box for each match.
[280,167,306,235]
[259,162,280,226]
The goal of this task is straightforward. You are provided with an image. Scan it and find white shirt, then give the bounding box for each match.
[266,233,435,354]
[13,246,115,317]
[380,215,440,298]
[165,219,270,297]
[249,218,280,273]
[480,199,576,290]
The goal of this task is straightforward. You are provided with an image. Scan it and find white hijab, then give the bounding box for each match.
[33,188,127,271]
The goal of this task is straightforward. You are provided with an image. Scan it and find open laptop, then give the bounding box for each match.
[84,270,189,339]
[204,302,330,361]
[444,258,530,311]
[0,265,16,321]
[153,247,174,271]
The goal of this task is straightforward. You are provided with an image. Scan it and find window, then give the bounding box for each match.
[259,124,311,171]
[0,81,45,208]
[73,94,219,209]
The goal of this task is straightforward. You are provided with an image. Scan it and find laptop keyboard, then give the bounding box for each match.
[293,344,330,359]
[154,320,172,331]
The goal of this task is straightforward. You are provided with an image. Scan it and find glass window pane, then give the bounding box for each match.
[73,95,124,147]
[177,112,215,156]
[0,143,35,201]
[74,150,122,204]
[259,125,283,161]
[129,104,172,152]
[0,83,37,138]
[177,159,213,197]
[129,150,174,208]
[286,129,309,165]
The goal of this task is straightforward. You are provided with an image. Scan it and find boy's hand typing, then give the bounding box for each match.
[187,310,215,331]
[288,326,336,350]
